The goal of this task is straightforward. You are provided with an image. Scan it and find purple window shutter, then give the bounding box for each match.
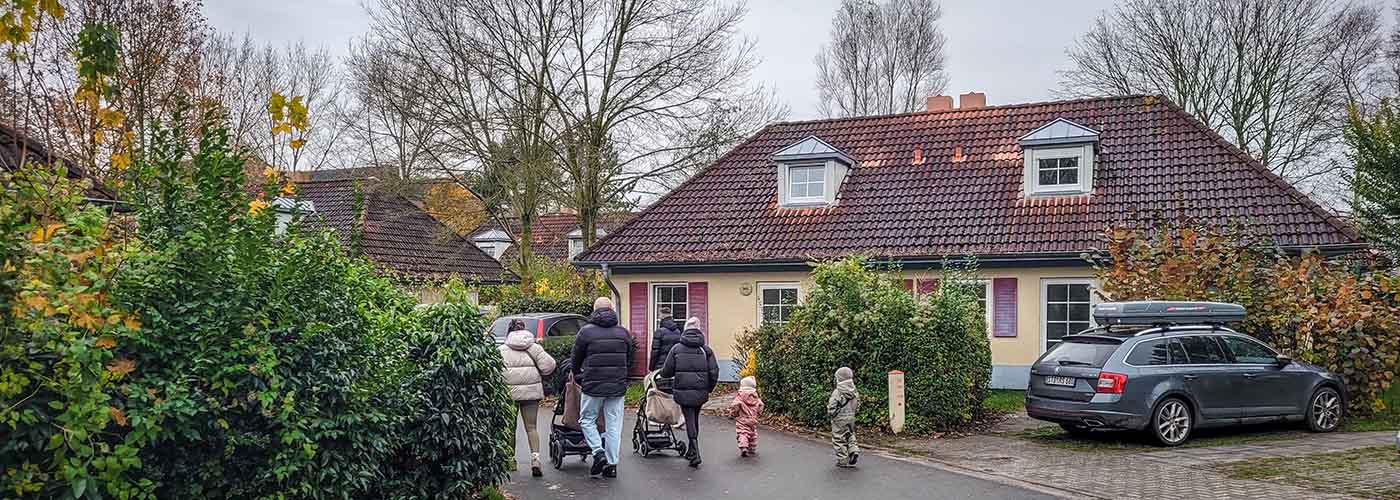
[687,282,709,337]
[992,278,1018,337]
[916,279,939,296]
[629,283,649,377]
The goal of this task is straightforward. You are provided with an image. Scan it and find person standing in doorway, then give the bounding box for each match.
[659,317,719,468]
[499,319,557,477]
[571,297,634,479]
[649,307,683,372]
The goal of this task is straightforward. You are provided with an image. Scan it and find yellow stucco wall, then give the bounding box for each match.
[610,266,1096,366]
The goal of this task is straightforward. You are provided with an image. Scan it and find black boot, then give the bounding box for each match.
[686,439,702,468]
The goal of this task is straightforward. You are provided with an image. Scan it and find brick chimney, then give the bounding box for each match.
[925,95,953,112]
[959,92,986,109]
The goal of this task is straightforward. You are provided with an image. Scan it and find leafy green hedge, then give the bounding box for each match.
[498,295,592,317]
[0,117,515,498]
[745,257,991,433]
[542,335,576,365]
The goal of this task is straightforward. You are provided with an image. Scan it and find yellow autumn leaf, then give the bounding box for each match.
[95,335,116,349]
[72,313,102,331]
[106,358,135,378]
[123,315,141,330]
[108,406,128,427]
[268,92,287,122]
[30,223,63,243]
[263,167,278,180]
[280,183,296,196]
[110,152,131,171]
[248,199,270,215]
[21,294,48,312]
[289,138,306,150]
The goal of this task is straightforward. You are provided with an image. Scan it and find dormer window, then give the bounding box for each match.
[773,135,853,208]
[1019,118,1099,197]
[567,228,607,260]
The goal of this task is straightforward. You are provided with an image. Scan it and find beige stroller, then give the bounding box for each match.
[631,369,688,457]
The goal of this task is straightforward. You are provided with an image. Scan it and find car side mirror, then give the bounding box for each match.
[1275,355,1292,367]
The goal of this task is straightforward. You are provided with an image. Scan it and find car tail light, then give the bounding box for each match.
[1096,372,1128,394]
[537,319,546,339]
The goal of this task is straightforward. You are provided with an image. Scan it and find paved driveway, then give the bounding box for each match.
[503,409,1057,499]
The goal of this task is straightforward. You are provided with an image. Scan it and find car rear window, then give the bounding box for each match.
[490,317,540,340]
[1040,340,1121,368]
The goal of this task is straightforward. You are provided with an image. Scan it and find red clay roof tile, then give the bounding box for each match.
[581,96,1360,265]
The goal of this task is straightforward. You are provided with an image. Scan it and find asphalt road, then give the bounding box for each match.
[503,408,1057,500]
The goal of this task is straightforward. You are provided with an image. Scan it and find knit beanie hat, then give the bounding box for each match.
[684,317,701,331]
[740,376,757,392]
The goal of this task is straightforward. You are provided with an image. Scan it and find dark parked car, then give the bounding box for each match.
[1025,301,1347,446]
[489,312,589,344]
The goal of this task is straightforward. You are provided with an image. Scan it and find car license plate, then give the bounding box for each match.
[1045,376,1075,387]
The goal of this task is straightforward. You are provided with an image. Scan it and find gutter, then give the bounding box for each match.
[601,263,621,307]
[576,243,1371,274]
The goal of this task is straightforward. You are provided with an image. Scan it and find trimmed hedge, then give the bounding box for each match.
[498,295,591,317]
[745,258,991,433]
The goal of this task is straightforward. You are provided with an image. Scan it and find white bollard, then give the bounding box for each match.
[889,370,906,434]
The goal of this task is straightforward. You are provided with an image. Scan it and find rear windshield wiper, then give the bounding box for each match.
[1057,360,1093,366]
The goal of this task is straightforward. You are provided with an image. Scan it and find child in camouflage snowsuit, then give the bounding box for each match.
[827,366,859,468]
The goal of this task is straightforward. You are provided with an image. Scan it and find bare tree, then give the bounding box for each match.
[814,0,948,118]
[202,35,349,171]
[1058,0,1383,190]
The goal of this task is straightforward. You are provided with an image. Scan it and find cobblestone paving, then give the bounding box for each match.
[888,430,1396,499]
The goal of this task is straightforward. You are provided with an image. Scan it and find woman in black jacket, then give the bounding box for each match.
[659,317,718,467]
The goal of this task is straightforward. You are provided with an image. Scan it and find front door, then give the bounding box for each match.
[1177,335,1240,421]
[1220,335,1299,416]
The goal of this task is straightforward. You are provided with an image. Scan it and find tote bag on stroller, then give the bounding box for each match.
[642,371,683,426]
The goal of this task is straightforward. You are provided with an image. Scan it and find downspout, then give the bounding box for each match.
[601,263,621,307]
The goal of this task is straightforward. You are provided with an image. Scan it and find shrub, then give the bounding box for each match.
[1,115,517,498]
[498,295,591,317]
[1,165,156,498]
[542,335,575,363]
[1095,222,1400,414]
[377,302,514,498]
[747,257,991,433]
[494,257,604,315]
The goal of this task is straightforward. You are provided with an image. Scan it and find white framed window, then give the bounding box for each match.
[653,283,688,330]
[1040,278,1097,352]
[568,238,585,260]
[1024,145,1093,196]
[786,164,826,203]
[944,280,995,335]
[757,283,800,325]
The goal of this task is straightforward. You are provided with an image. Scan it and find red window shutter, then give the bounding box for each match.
[992,278,1018,337]
[903,279,914,292]
[916,279,938,295]
[629,283,649,377]
[687,282,708,337]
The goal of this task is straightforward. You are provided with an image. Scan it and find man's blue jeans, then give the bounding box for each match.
[579,394,624,465]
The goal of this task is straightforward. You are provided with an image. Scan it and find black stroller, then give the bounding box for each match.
[631,370,688,457]
[547,359,601,469]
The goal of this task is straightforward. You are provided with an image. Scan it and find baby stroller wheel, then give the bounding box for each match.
[674,439,688,457]
[549,439,563,469]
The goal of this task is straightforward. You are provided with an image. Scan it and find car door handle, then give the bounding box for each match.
[1182,375,1197,380]
[1242,373,1256,378]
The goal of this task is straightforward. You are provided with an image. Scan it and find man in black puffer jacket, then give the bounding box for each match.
[571,297,633,479]
[659,317,718,468]
[648,311,683,372]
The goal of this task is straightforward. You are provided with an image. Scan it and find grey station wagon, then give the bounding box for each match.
[1025,301,1347,446]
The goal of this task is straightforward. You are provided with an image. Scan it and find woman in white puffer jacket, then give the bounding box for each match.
[499,319,557,477]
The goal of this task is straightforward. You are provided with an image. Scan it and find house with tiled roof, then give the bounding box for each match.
[2,122,119,206]
[575,93,1364,387]
[287,169,514,302]
[470,212,635,264]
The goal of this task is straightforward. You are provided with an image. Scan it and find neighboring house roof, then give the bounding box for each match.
[579,95,1361,267]
[293,176,513,283]
[473,212,635,262]
[1,122,118,204]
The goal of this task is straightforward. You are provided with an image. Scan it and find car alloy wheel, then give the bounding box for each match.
[1309,388,1341,432]
[1154,398,1191,446]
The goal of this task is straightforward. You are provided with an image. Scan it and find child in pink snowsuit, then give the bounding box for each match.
[728,376,765,457]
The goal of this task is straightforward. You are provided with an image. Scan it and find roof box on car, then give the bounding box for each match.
[1092,301,1245,326]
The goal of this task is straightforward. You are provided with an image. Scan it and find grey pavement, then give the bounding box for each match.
[890,428,1397,500]
[503,408,1058,500]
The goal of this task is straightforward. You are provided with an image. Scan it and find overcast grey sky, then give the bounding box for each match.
[205,0,1116,120]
